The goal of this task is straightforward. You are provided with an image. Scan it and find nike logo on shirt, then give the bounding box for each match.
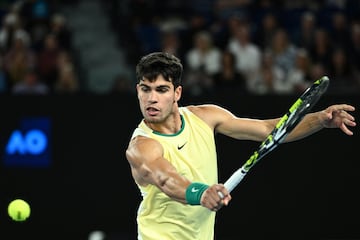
[177,142,187,150]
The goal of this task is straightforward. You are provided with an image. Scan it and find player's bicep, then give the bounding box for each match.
[126,137,163,185]
[126,136,190,202]
[126,136,182,188]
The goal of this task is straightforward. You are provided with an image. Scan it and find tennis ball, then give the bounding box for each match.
[8,199,31,221]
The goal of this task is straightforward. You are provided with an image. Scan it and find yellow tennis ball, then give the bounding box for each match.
[8,199,31,221]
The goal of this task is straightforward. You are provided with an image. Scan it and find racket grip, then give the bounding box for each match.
[218,168,247,198]
[224,167,247,193]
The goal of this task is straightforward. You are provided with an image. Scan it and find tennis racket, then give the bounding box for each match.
[221,75,330,195]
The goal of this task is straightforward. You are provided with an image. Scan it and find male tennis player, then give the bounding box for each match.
[125,52,356,240]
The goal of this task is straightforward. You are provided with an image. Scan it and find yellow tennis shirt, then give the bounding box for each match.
[131,107,218,240]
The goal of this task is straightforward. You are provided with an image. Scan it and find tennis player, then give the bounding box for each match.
[125,52,356,240]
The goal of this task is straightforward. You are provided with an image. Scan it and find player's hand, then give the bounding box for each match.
[321,104,356,135]
[200,184,231,211]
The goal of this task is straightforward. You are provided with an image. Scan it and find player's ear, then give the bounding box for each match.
[136,83,141,94]
[175,85,182,102]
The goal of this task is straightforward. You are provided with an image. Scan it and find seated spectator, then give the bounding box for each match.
[286,48,312,94]
[252,49,285,95]
[37,33,62,90]
[53,50,79,94]
[227,22,262,92]
[213,50,247,94]
[185,30,221,76]
[12,68,49,95]
[3,29,36,88]
[327,47,360,94]
[183,30,221,95]
[0,12,23,53]
[267,28,297,78]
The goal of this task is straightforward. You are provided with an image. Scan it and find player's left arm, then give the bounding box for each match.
[189,104,280,141]
[284,104,356,142]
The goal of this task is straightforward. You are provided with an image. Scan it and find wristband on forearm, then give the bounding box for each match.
[185,182,209,205]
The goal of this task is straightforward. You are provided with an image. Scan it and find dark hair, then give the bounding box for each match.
[135,52,183,88]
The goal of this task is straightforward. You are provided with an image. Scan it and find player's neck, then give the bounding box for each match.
[146,112,182,135]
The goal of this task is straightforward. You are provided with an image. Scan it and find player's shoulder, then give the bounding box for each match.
[185,104,228,115]
[184,104,230,128]
[127,134,162,155]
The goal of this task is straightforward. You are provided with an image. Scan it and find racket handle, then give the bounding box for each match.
[224,167,247,193]
[218,167,247,198]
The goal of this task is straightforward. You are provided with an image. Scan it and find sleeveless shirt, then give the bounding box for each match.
[130,107,218,240]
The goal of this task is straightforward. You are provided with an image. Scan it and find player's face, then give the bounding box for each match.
[136,75,181,123]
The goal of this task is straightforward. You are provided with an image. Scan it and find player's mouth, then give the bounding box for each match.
[146,107,159,116]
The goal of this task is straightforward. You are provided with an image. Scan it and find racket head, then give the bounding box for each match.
[284,75,330,133]
[226,76,330,191]
[262,75,330,148]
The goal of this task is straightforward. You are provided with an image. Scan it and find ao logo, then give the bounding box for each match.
[6,129,48,155]
[3,117,51,167]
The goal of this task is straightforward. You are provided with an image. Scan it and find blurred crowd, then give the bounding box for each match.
[1,0,360,96]
[105,0,360,96]
[0,0,79,95]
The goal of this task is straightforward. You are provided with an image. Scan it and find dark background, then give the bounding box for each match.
[0,92,359,240]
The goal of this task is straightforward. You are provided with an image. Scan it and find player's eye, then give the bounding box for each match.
[140,86,151,92]
[157,87,170,93]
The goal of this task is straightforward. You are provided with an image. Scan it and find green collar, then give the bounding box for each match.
[153,115,185,136]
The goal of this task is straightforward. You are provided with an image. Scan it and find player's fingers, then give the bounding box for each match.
[341,104,356,112]
[342,110,356,122]
[201,188,223,210]
[334,104,355,112]
[340,123,354,136]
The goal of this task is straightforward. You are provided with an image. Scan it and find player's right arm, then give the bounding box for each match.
[125,135,231,209]
[126,135,191,203]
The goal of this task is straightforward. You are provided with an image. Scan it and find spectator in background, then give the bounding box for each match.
[0,0,78,95]
[0,12,23,53]
[160,30,183,61]
[184,30,221,96]
[286,48,312,94]
[327,47,360,94]
[12,68,49,95]
[213,13,246,49]
[227,22,262,93]
[309,62,326,84]
[253,49,285,94]
[267,28,297,78]
[292,11,317,50]
[37,33,61,91]
[254,12,279,51]
[49,13,72,51]
[3,29,36,88]
[329,11,351,51]
[309,28,333,71]
[53,50,79,94]
[213,50,247,93]
[185,30,221,76]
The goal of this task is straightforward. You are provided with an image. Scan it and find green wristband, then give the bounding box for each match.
[185,182,209,205]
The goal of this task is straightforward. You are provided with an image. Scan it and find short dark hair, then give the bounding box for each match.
[135,52,183,89]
